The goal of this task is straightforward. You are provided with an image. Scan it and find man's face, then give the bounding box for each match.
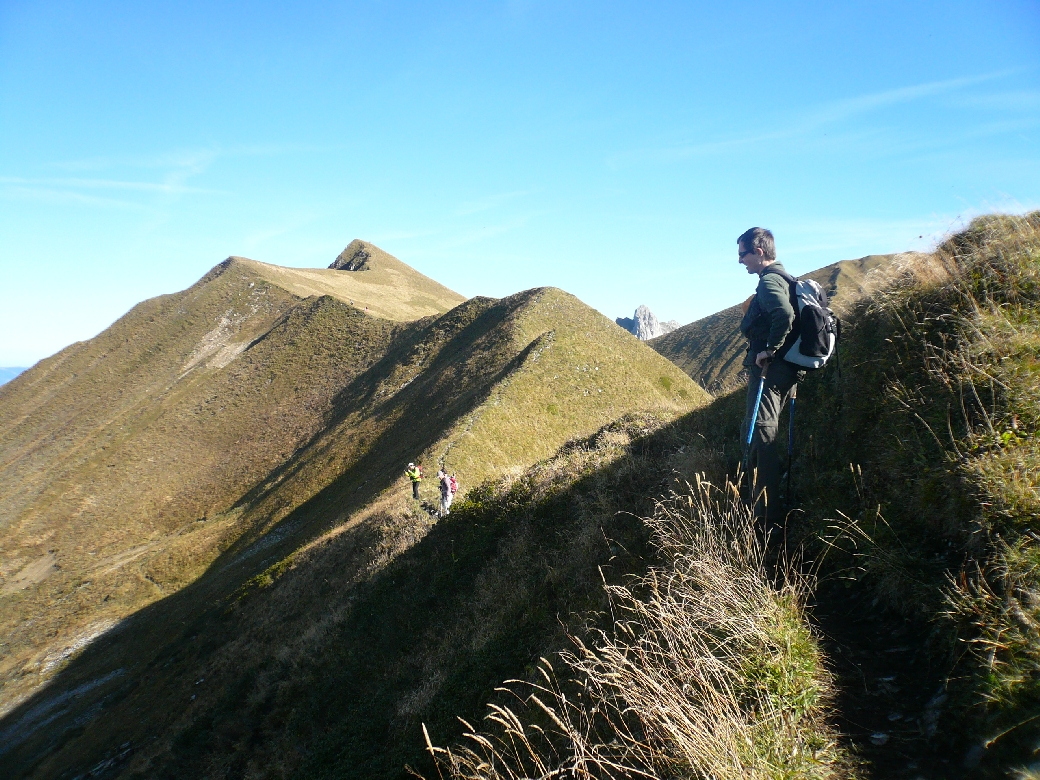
[738,242,769,275]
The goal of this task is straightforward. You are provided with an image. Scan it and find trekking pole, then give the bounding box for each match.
[786,384,797,502]
[742,361,770,482]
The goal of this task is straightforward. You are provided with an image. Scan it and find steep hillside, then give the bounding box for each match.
[0,247,707,779]
[0,248,435,718]
[418,214,1040,780]
[786,214,1040,774]
[5,215,1035,779]
[650,253,918,393]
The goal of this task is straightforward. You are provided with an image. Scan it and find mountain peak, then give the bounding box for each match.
[616,305,679,340]
[214,242,466,322]
[330,239,374,271]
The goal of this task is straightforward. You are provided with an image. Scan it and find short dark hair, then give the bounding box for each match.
[737,227,776,261]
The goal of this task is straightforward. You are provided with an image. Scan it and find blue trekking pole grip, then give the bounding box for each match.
[745,360,770,451]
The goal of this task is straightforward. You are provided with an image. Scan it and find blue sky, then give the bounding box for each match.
[1,1,1038,366]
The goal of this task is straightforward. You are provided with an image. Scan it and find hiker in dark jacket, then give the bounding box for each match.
[737,227,802,528]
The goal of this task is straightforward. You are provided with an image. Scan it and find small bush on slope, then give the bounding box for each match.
[428,478,850,780]
[788,212,1040,771]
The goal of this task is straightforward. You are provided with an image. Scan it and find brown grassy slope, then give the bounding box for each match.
[243,239,466,321]
[650,253,918,393]
[208,288,704,557]
[0,259,411,717]
[433,287,706,482]
[0,281,709,779]
[0,240,464,716]
[785,215,1040,773]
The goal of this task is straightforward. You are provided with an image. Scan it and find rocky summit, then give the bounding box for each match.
[329,239,374,271]
[616,304,679,340]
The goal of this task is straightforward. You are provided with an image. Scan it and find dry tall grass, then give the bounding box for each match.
[426,477,848,779]
[788,212,1040,768]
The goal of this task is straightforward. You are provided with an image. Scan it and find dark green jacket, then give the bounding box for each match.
[739,263,796,367]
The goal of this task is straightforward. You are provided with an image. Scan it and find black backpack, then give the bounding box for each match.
[762,267,840,370]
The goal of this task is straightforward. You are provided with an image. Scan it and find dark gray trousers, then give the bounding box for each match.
[742,359,799,522]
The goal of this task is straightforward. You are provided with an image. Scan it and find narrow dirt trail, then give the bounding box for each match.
[811,582,964,779]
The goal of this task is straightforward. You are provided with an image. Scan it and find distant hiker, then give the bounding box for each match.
[406,462,422,500]
[437,468,451,517]
[737,227,801,528]
[446,472,459,514]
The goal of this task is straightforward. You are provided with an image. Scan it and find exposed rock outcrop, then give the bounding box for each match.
[616,305,679,341]
[329,239,372,271]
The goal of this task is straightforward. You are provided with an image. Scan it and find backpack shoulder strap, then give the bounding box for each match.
[760,266,801,358]
[760,266,799,311]
[761,266,797,285]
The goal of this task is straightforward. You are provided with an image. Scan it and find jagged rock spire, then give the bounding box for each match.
[616,305,679,340]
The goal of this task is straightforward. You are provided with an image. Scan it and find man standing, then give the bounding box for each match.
[406,462,422,500]
[437,468,451,517]
[737,227,801,528]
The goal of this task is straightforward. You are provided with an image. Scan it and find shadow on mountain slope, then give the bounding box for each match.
[0,409,694,779]
[0,329,530,774]
[0,256,701,725]
[0,280,704,779]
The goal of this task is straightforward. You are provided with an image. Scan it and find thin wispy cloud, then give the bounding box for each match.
[8,143,331,210]
[953,90,1040,112]
[369,228,443,243]
[780,198,1038,260]
[438,215,533,250]
[781,216,950,256]
[47,142,335,174]
[240,210,331,250]
[47,148,219,174]
[0,176,221,195]
[800,72,1007,128]
[0,185,158,211]
[610,71,1014,167]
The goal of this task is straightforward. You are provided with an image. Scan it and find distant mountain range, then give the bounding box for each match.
[0,367,26,386]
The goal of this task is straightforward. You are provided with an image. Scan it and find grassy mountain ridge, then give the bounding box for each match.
[16,214,1038,777]
[650,253,921,393]
[785,214,1040,773]
[401,214,1040,780]
[0,259,411,717]
[0,245,708,778]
